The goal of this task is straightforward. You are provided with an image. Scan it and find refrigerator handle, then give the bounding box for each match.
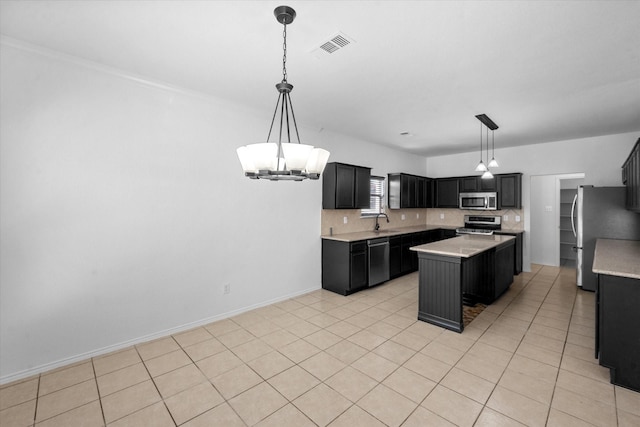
[570,193,578,238]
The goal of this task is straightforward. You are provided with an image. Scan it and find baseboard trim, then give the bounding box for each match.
[0,285,320,385]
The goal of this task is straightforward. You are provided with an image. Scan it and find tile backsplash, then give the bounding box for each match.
[321,208,524,235]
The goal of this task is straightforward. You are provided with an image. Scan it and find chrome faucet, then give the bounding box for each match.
[374,213,390,231]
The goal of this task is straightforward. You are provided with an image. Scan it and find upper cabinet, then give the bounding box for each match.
[435,178,460,208]
[388,173,433,209]
[622,138,640,212]
[497,173,522,209]
[459,176,497,192]
[323,162,371,209]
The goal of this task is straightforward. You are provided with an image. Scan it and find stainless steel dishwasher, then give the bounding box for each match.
[367,237,390,287]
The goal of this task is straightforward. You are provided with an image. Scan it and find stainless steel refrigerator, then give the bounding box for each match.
[572,186,640,291]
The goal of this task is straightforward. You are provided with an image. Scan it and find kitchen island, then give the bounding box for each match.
[411,234,515,333]
[592,238,640,392]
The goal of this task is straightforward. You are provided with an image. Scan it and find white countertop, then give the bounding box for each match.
[592,239,640,280]
[320,225,456,242]
[410,234,515,258]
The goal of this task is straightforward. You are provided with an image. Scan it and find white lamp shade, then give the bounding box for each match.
[281,143,314,171]
[481,170,494,179]
[305,148,331,174]
[488,158,499,168]
[245,143,278,171]
[475,161,487,172]
[236,146,256,173]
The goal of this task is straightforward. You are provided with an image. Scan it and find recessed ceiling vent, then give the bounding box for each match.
[311,32,355,58]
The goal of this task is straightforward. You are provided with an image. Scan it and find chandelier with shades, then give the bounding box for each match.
[474,114,499,179]
[237,6,330,181]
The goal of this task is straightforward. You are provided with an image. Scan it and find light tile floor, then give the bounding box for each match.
[2,264,640,426]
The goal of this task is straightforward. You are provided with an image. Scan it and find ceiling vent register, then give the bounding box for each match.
[313,32,355,57]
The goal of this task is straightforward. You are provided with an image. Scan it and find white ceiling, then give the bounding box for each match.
[1,1,639,156]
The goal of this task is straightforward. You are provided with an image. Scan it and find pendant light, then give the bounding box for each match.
[488,129,499,168]
[474,114,499,178]
[237,6,330,181]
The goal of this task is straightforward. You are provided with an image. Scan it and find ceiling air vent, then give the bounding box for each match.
[311,32,355,58]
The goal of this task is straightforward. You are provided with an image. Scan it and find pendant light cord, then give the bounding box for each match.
[282,22,288,83]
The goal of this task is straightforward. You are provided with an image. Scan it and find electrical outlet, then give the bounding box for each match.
[440,213,445,220]
[416,213,420,219]
[545,206,552,212]
[401,214,406,220]
[224,283,231,294]
[516,215,521,222]
[343,216,348,224]
[504,215,509,221]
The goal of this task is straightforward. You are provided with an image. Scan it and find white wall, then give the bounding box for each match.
[0,42,427,382]
[427,132,639,270]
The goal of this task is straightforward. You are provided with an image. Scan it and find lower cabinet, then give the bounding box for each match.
[596,273,640,392]
[495,231,523,275]
[322,240,367,295]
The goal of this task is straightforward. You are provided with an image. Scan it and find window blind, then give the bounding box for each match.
[361,175,385,216]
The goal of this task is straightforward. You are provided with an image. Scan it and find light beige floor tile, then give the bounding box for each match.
[401,406,456,427]
[195,349,244,379]
[164,382,223,425]
[285,319,321,338]
[365,321,402,339]
[324,366,378,402]
[243,320,282,338]
[270,312,300,328]
[521,332,565,353]
[34,401,103,427]
[255,403,316,427]
[475,407,527,426]
[345,313,379,329]
[273,298,305,312]
[381,313,416,329]
[498,368,555,404]
[291,305,323,320]
[440,367,495,404]
[211,364,263,400]
[101,380,160,424]
[560,354,610,383]
[182,337,226,361]
[616,385,640,417]
[279,339,321,364]
[327,404,385,427]
[228,382,287,426]
[433,330,476,352]
[232,311,266,328]
[555,369,615,406]
[325,321,361,339]
[230,338,273,362]
[532,314,570,331]
[382,366,436,403]
[172,327,212,348]
[325,306,357,321]
[325,340,368,365]
[36,379,98,423]
[268,365,320,401]
[300,351,346,381]
[96,362,150,397]
[181,403,245,427]
[515,341,562,368]
[346,330,387,351]
[421,385,483,427]
[507,354,558,384]
[547,408,595,427]
[477,331,521,353]
[0,377,38,410]
[390,330,431,351]
[303,330,342,350]
[261,329,299,348]
[563,342,598,364]
[39,363,95,396]
[420,340,465,365]
[136,337,180,361]
[204,319,241,337]
[371,340,415,365]
[566,332,595,349]
[618,408,640,427]
[293,383,352,427]
[468,342,513,366]
[143,349,191,378]
[247,350,294,380]
[404,321,443,341]
[351,352,398,382]
[486,385,549,427]
[0,399,36,427]
[308,313,340,328]
[107,401,173,427]
[403,352,451,383]
[153,364,206,399]
[551,386,617,427]
[216,328,255,348]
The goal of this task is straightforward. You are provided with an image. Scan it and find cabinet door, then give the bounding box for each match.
[460,177,479,192]
[350,245,368,289]
[401,175,416,208]
[436,178,460,208]
[480,176,497,191]
[425,178,434,208]
[389,237,402,278]
[335,164,355,208]
[416,177,426,208]
[401,235,414,274]
[354,166,371,209]
[498,174,522,209]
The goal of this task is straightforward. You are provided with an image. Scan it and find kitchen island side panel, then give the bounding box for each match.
[417,253,463,332]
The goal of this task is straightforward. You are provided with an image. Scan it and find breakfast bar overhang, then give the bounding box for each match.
[411,234,516,333]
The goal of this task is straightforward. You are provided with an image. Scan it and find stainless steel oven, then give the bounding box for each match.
[459,192,498,210]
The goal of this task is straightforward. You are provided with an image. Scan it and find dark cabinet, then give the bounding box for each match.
[495,231,523,275]
[480,176,497,192]
[622,138,640,212]
[322,239,368,295]
[323,162,371,209]
[459,176,497,193]
[435,178,460,208]
[497,173,522,209]
[389,237,402,278]
[388,173,433,209]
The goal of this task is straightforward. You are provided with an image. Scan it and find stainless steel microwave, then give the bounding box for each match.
[459,192,498,210]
